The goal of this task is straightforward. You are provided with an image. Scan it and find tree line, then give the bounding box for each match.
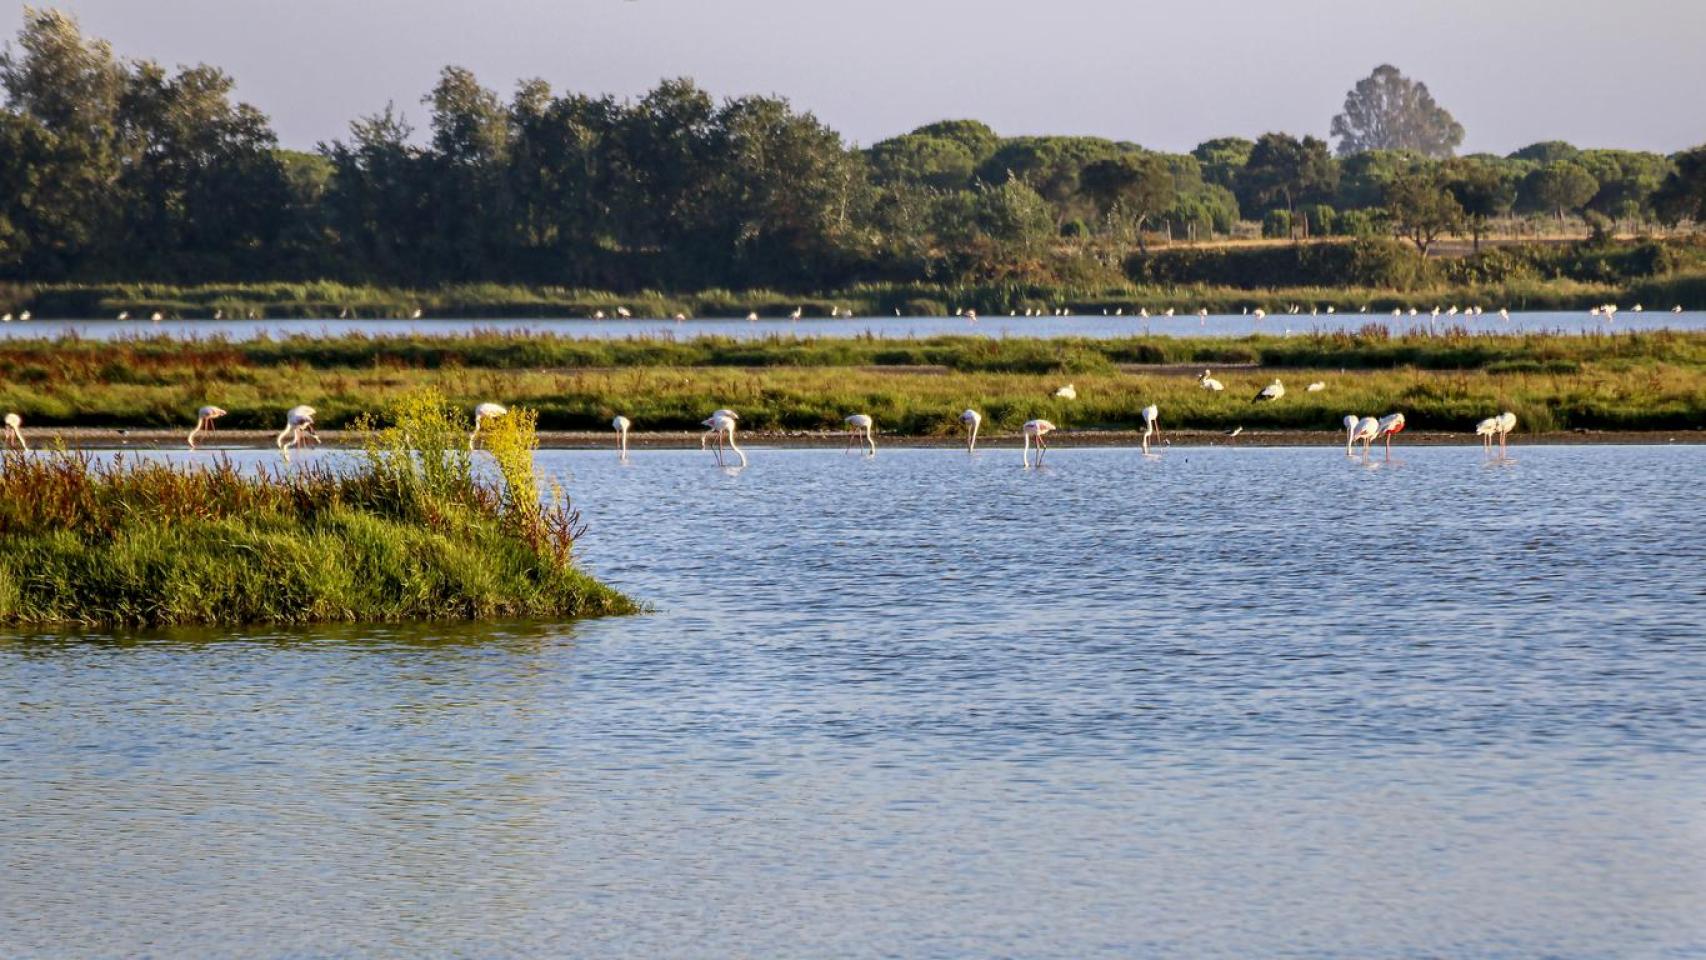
[3,9,1704,291]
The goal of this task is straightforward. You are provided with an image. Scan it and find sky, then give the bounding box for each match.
[4,0,1703,155]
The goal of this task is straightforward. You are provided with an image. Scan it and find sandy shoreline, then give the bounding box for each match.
[29,426,1706,450]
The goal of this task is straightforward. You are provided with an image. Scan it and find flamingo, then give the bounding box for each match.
[747,311,759,321]
[187,405,227,449]
[1,313,10,323]
[1343,414,1361,455]
[844,414,876,455]
[276,405,316,460]
[966,309,978,324]
[1495,411,1517,455]
[1199,370,1224,391]
[1351,415,1380,456]
[701,408,737,449]
[1054,384,1077,400]
[410,308,423,319]
[612,415,631,458]
[790,307,803,321]
[1673,305,1684,313]
[1252,379,1285,403]
[1252,309,1266,320]
[1632,304,1644,313]
[1306,381,1326,392]
[1499,308,1510,321]
[592,310,605,320]
[1140,404,1161,454]
[3,412,24,451]
[1022,419,1055,467]
[1392,308,1403,317]
[151,311,164,323]
[960,409,982,452]
[17,311,28,321]
[469,402,508,449]
[617,306,632,319]
[1375,412,1406,457]
[704,413,746,467]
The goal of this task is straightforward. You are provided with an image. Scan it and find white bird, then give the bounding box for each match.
[3,412,24,451]
[1224,425,1244,440]
[1054,384,1077,400]
[17,310,28,321]
[612,415,631,458]
[1408,308,1418,317]
[1021,419,1056,467]
[1140,404,1161,454]
[616,306,632,319]
[966,309,978,323]
[1,313,10,322]
[1673,305,1684,313]
[1252,379,1285,403]
[469,402,508,449]
[1350,415,1380,456]
[592,310,605,320]
[701,409,738,450]
[410,308,423,319]
[1392,308,1403,317]
[704,412,746,467]
[1164,308,1175,318]
[1198,369,1224,391]
[1139,308,1149,319]
[1375,412,1406,457]
[790,307,802,321]
[1495,411,1517,455]
[188,405,227,449]
[1632,304,1643,313]
[1499,308,1510,321]
[747,311,759,321]
[844,413,876,455]
[1325,306,1335,315]
[960,409,982,452]
[150,311,163,323]
[1343,414,1362,455]
[1252,309,1266,320]
[276,405,317,460]
[1590,306,1602,317]
[1306,381,1326,392]
[674,312,687,321]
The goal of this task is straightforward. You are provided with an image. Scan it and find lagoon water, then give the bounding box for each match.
[2,309,1704,342]
[3,445,1705,958]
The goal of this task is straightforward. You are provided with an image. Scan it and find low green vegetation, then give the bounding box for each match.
[1,330,1699,435]
[0,391,636,627]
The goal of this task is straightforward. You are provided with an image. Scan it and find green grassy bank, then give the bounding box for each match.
[0,393,636,627]
[0,330,1700,435]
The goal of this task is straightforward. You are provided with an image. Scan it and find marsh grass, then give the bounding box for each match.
[0,391,635,626]
[0,330,1699,434]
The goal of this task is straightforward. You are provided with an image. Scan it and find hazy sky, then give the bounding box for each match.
[5,0,1702,155]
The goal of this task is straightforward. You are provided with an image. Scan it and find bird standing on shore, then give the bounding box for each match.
[613,415,631,459]
[1141,405,1161,454]
[1022,419,1055,467]
[845,414,876,456]
[1252,379,1285,403]
[469,402,508,449]
[3,412,25,451]
[960,409,981,452]
[188,405,227,449]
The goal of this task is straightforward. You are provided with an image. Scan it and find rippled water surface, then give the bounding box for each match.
[2,309,1703,341]
[3,445,1705,958]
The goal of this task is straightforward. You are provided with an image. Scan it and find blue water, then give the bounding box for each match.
[2,445,1704,958]
[2,309,1702,341]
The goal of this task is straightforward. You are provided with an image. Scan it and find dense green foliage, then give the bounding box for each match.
[0,329,1698,436]
[1,11,1699,294]
[0,391,636,625]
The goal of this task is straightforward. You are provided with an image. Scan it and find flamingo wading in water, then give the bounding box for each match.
[704,413,746,467]
[1022,419,1055,467]
[470,402,508,449]
[702,409,737,449]
[960,409,982,452]
[188,405,227,449]
[1375,412,1406,458]
[276,406,316,461]
[1141,404,1161,454]
[612,415,631,458]
[845,414,876,455]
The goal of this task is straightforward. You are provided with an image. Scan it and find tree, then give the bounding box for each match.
[1443,158,1514,251]
[1330,65,1464,158]
[1653,145,1706,226]
[1521,161,1598,220]
[1384,169,1463,256]
[867,134,975,190]
[1191,136,1254,189]
[1575,149,1674,225]
[1508,141,1579,165]
[908,119,998,167]
[1238,133,1338,235]
[1079,154,1174,252]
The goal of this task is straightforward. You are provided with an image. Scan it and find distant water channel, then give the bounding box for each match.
[3,445,1704,958]
[2,309,1703,341]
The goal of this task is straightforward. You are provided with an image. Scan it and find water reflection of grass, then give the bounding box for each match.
[0,391,635,627]
[1,329,1699,434]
